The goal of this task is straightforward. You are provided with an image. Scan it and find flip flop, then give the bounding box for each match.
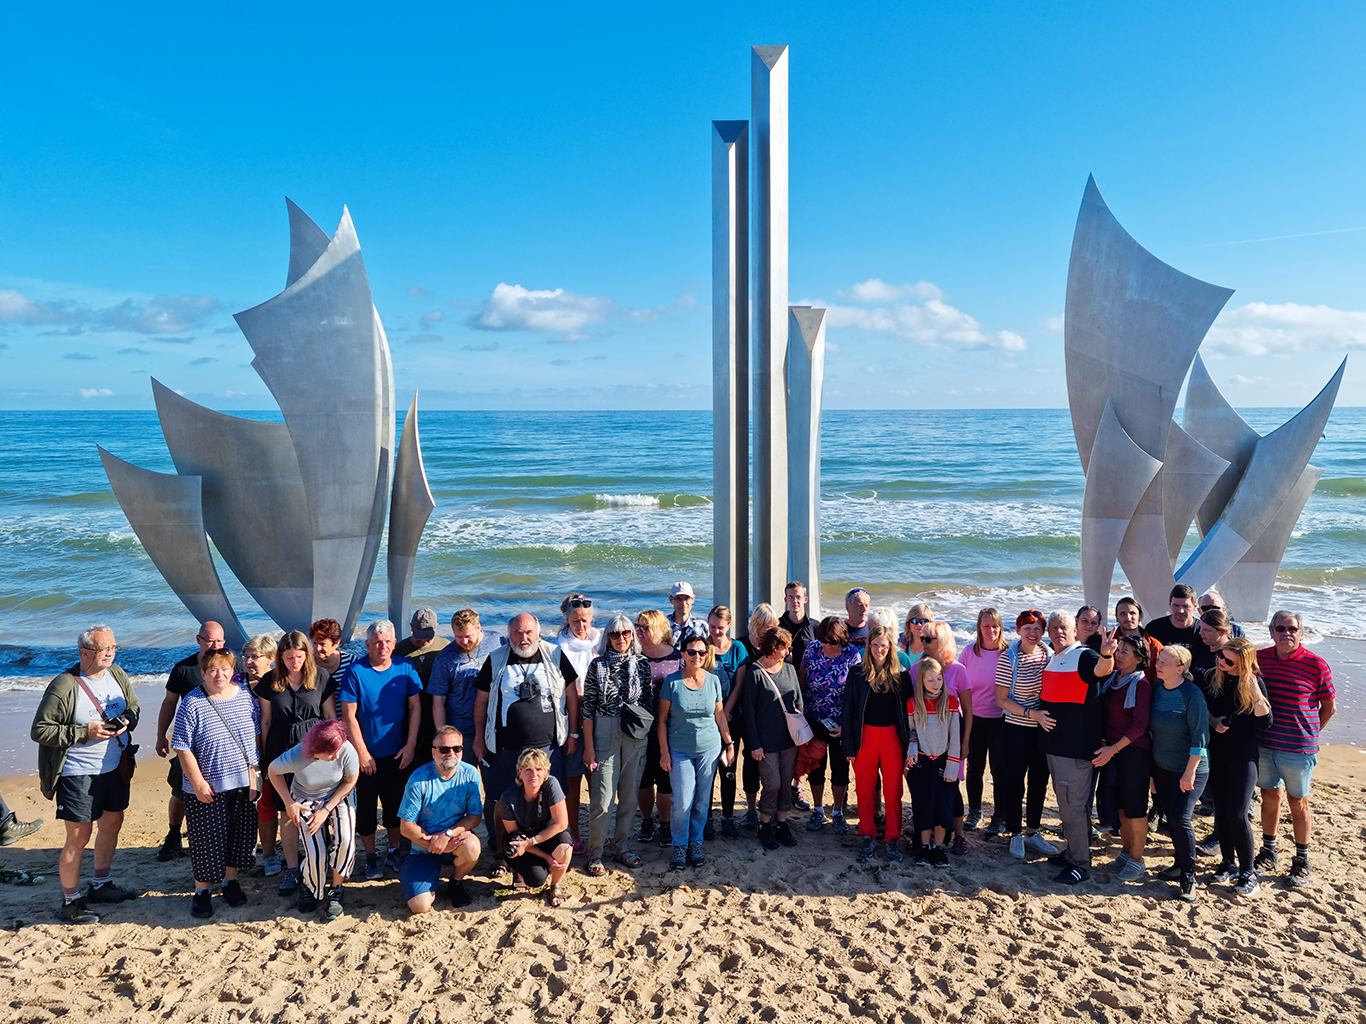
[586,858,606,877]
[547,884,567,908]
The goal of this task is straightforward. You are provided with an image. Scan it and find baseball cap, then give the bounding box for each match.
[670,581,695,599]
[410,608,439,639]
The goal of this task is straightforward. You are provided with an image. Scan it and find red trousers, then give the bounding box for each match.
[854,725,903,839]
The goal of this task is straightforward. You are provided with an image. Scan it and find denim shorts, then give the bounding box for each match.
[399,850,444,901]
[1257,747,1317,799]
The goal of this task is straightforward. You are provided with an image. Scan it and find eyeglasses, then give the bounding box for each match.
[1198,604,1216,613]
[684,648,708,658]
[84,645,117,655]
[1215,655,1237,667]
[434,745,463,754]
[196,635,224,645]
[1273,625,1300,634]
[920,633,937,643]
[908,617,929,626]
[568,598,592,608]
[609,629,634,638]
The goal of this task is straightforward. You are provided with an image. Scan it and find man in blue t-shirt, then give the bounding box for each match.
[340,619,422,881]
[398,726,483,913]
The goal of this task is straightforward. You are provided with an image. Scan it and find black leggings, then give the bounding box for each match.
[718,711,760,816]
[1153,765,1208,876]
[997,722,1049,833]
[1209,753,1257,873]
[965,715,1003,811]
[805,716,849,788]
[508,830,573,887]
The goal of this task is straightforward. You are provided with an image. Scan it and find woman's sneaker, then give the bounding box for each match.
[223,880,248,908]
[1009,834,1026,859]
[806,808,827,831]
[1023,832,1057,857]
[637,818,656,844]
[190,890,213,919]
[687,841,705,867]
[931,846,950,869]
[657,820,673,847]
[963,808,982,832]
[259,853,283,877]
[1176,873,1198,903]
[721,816,740,839]
[1117,858,1147,882]
[1210,861,1238,885]
[759,822,780,851]
[830,811,850,834]
[1157,864,1182,881]
[776,820,798,847]
[857,836,877,860]
[885,841,903,863]
[703,817,717,841]
[297,889,319,913]
[1233,872,1260,896]
[670,846,687,871]
[325,887,346,919]
[278,867,302,896]
[740,809,761,829]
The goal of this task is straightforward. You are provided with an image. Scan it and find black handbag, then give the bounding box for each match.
[620,702,655,740]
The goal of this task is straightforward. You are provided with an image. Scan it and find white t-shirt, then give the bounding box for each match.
[61,673,129,777]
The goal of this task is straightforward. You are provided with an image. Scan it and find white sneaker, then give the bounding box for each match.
[1024,832,1058,857]
[1009,834,1025,859]
[259,853,283,877]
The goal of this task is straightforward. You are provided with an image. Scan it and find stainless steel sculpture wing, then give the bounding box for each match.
[387,391,435,632]
[787,306,826,614]
[101,201,413,642]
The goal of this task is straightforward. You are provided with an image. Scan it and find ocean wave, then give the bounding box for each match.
[1315,477,1366,497]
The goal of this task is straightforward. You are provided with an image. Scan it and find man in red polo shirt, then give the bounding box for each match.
[1254,610,1335,887]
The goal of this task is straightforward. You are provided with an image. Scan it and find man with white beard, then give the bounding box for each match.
[472,614,582,873]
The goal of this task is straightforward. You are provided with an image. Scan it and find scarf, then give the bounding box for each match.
[600,649,645,707]
[557,627,602,692]
[1101,668,1144,710]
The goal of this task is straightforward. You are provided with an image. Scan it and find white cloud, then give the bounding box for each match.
[1230,373,1271,385]
[802,280,1027,352]
[421,309,444,323]
[79,388,114,398]
[468,282,620,339]
[412,333,442,344]
[102,294,219,334]
[0,287,85,325]
[408,285,429,297]
[837,278,944,303]
[1043,314,1065,332]
[1204,302,1366,356]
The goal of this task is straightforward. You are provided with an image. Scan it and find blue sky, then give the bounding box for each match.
[2,1,1363,410]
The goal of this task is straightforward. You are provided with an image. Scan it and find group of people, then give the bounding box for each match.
[28,579,1335,923]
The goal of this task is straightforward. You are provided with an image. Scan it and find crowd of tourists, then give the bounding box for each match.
[25,579,1335,923]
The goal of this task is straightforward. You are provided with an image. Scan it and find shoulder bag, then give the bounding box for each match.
[756,665,814,746]
[74,676,138,784]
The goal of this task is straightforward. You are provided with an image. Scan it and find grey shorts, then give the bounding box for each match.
[56,770,130,823]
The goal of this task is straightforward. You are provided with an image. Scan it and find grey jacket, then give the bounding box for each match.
[31,663,140,800]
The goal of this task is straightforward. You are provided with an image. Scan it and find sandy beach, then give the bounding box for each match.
[1,740,1364,1023]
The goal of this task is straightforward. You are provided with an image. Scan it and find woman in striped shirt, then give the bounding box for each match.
[993,609,1059,860]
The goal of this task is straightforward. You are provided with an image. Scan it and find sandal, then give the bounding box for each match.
[547,884,567,908]
[613,848,642,869]
[586,858,606,877]
[491,860,509,880]
[512,876,530,895]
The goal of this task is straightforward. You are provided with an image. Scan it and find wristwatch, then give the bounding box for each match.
[569,732,580,739]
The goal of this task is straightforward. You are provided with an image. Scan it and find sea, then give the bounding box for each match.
[2,406,1364,694]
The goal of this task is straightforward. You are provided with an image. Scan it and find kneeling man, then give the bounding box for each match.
[398,726,482,913]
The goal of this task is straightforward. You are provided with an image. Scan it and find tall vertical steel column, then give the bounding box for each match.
[712,121,749,630]
[787,306,825,615]
[751,44,789,611]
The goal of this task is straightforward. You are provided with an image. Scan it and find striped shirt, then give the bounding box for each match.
[172,686,260,793]
[1256,644,1334,754]
[995,642,1049,727]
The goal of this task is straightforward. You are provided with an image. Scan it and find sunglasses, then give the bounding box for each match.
[610,629,634,638]
[1216,655,1237,666]
[1199,604,1216,613]
[908,617,929,626]
[434,745,463,754]
[568,598,592,608]
[920,633,937,643]
[684,648,708,657]
[1273,625,1300,634]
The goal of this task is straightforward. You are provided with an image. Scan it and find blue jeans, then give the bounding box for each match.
[668,744,721,846]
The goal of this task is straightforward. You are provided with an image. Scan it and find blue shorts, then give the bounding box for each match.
[399,850,444,901]
[1257,748,1317,799]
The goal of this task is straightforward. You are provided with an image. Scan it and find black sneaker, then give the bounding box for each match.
[223,880,248,908]
[885,841,903,863]
[1177,873,1198,903]
[857,836,876,860]
[687,841,705,867]
[759,822,779,851]
[790,785,811,812]
[1056,865,1090,885]
[1288,853,1312,887]
[325,886,346,918]
[449,879,472,907]
[1210,861,1238,885]
[1253,847,1279,874]
[190,890,214,919]
[914,845,931,867]
[297,889,319,913]
[156,830,185,862]
[278,867,302,896]
[1047,851,1071,868]
[670,846,687,871]
[985,817,1005,837]
[963,809,981,832]
[721,816,740,840]
[1196,835,1221,856]
[776,820,798,848]
[657,820,673,847]
[59,897,99,924]
[637,817,656,844]
[1233,872,1260,896]
[703,817,717,841]
[86,881,139,903]
[931,846,950,869]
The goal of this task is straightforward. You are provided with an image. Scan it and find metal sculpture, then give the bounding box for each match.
[712,120,749,629]
[101,201,431,642]
[387,392,435,632]
[787,306,826,613]
[751,44,790,610]
[1066,177,1346,621]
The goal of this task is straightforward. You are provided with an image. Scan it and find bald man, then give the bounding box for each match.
[154,621,226,861]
